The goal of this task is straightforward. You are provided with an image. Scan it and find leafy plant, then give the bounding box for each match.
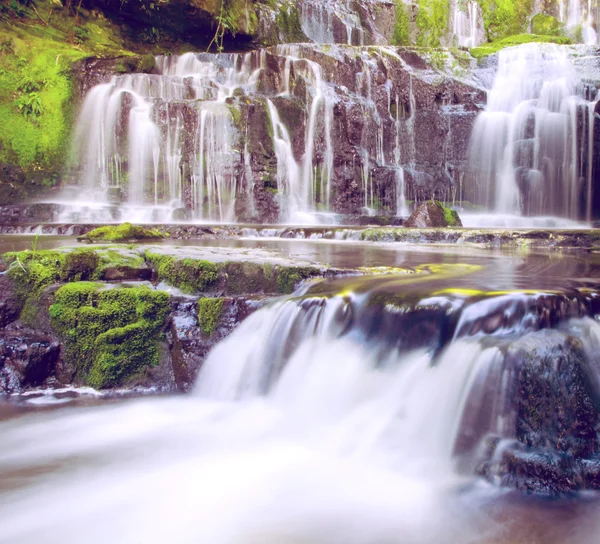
[15,92,44,120]
[207,1,236,53]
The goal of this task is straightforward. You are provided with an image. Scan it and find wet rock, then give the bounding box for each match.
[471,329,600,495]
[168,297,262,391]
[102,266,153,281]
[404,200,462,228]
[0,203,62,224]
[0,330,60,394]
[144,245,343,295]
[0,276,20,328]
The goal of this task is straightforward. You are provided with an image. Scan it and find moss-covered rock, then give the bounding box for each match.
[3,249,65,305]
[79,223,167,243]
[48,283,170,388]
[404,200,462,228]
[60,249,100,282]
[146,251,220,294]
[470,33,571,58]
[197,297,225,336]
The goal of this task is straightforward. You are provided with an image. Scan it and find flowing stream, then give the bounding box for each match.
[2,240,600,542]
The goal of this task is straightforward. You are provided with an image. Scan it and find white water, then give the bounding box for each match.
[65,45,412,224]
[300,0,365,45]
[3,289,600,541]
[0,295,506,543]
[467,43,598,221]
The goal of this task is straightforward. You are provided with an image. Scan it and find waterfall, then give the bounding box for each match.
[300,0,365,45]
[68,49,338,223]
[452,0,482,47]
[559,0,598,44]
[466,43,598,220]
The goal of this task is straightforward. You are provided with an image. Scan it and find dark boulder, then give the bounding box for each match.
[0,330,60,394]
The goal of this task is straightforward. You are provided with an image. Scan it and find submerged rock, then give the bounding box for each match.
[404,200,463,228]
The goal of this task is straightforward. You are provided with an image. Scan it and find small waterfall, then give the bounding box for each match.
[560,0,598,44]
[300,0,365,45]
[466,43,598,220]
[195,285,600,479]
[68,48,338,223]
[452,0,482,48]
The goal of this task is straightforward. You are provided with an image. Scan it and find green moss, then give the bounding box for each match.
[440,205,461,227]
[0,1,136,190]
[137,53,156,73]
[470,33,572,58]
[49,283,170,388]
[197,297,225,336]
[146,251,220,294]
[415,0,449,47]
[61,249,100,281]
[531,13,564,36]
[4,249,65,303]
[393,1,411,46]
[80,223,166,243]
[276,266,316,294]
[227,103,242,129]
[93,246,147,279]
[275,6,307,42]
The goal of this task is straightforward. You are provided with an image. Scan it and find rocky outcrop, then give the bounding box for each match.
[0,242,353,393]
[404,200,462,227]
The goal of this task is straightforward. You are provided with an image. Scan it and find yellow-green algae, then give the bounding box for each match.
[49,282,170,388]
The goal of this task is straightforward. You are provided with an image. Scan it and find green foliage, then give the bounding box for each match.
[531,13,564,36]
[49,283,170,388]
[197,297,224,336]
[470,33,572,58]
[146,251,220,294]
[80,222,166,242]
[478,0,535,41]
[392,1,410,46]
[415,0,449,47]
[0,0,136,183]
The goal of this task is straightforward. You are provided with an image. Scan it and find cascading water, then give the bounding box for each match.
[466,43,599,221]
[3,274,600,541]
[300,0,365,45]
[560,0,598,45]
[452,0,483,47]
[63,44,414,224]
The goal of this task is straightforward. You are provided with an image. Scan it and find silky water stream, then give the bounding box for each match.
[2,238,600,542]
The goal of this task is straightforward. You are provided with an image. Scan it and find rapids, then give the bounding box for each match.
[2,239,600,542]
